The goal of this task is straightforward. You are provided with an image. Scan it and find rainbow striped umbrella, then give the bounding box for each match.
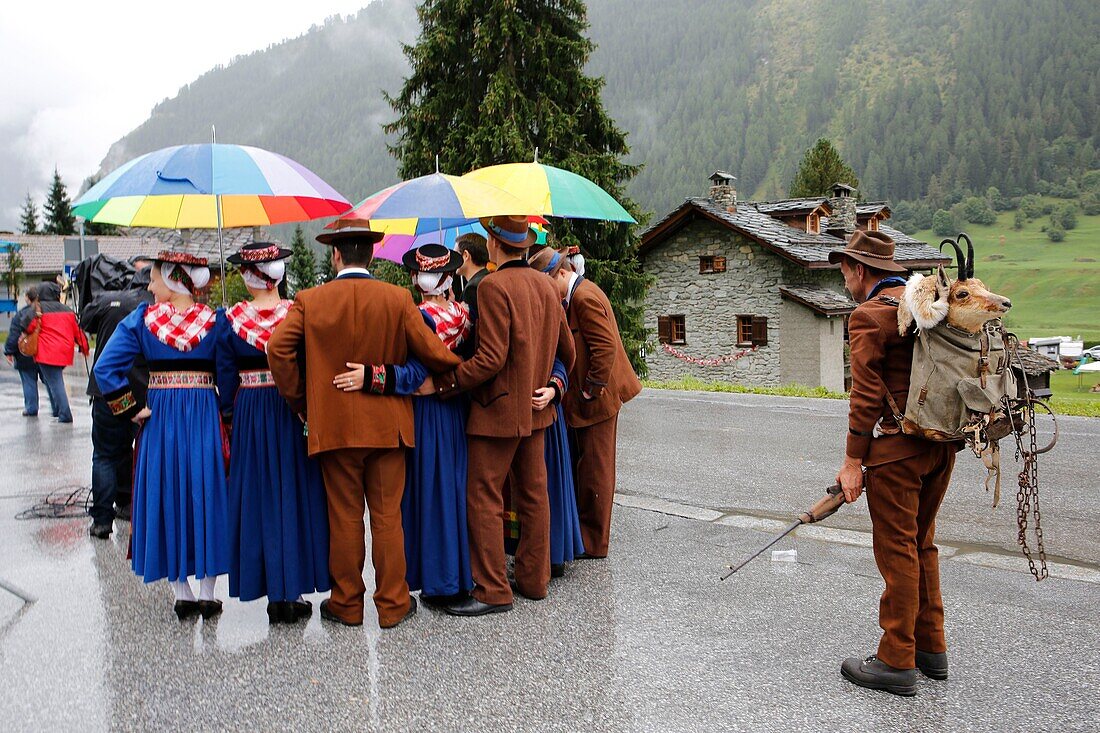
[463,162,635,223]
[372,220,549,263]
[72,144,351,228]
[327,172,539,232]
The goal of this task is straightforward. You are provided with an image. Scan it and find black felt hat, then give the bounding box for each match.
[401,243,462,273]
[226,242,292,265]
[315,227,385,247]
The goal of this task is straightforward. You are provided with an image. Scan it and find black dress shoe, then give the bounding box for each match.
[198,599,223,620]
[916,650,948,680]
[574,552,605,560]
[551,563,565,578]
[320,599,362,627]
[291,599,313,620]
[445,596,512,617]
[89,522,112,539]
[174,600,200,620]
[380,596,418,629]
[267,602,289,624]
[115,504,131,522]
[841,655,918,697]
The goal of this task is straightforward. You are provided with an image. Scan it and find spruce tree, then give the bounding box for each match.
[788,139,861,198]
[43,168,76,235]
[385,0,651,373]
[286,225,318,294]
[318,247,337,283]
[19,193,39,234]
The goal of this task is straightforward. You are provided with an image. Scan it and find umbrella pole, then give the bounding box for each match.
[216,194,227,303]
[212,125,227,303]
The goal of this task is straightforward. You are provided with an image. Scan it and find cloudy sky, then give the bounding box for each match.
[0,0,369,231]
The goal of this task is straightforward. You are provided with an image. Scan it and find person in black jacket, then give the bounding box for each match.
[82,263,154,538]
[4,286,55,416]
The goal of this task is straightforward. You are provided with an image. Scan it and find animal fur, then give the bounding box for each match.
[898,264,1012,336]
[898,270,950,334]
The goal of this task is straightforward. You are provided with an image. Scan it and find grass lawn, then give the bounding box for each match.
[1048,368,1100,417]
[909,200,1100,344]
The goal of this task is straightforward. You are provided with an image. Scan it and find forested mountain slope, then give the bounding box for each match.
[98,0,1099,216]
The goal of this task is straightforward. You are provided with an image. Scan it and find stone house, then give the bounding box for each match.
[638,172,948,391]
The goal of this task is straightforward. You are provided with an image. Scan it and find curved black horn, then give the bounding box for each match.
[957,232,974,279]
[939,238,965,277]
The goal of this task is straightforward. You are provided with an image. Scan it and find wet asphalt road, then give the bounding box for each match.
[0,371,1097,731]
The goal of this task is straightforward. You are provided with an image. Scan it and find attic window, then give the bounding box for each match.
[869,217,879,231]
[736,314,768,347]
[658,315,686,344]
[698,255,727,274]
[808,213,820,234]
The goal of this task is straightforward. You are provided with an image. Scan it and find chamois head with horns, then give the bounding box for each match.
[898,233,1012,335]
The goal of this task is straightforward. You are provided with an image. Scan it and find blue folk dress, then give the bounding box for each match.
[390,308,473,597]
[546,358,586,564]
[215,303,330,603]
[93,302,228,584]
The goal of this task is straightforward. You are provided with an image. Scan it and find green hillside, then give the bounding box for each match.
[95,0,1099,218]
[910,203,1100,343]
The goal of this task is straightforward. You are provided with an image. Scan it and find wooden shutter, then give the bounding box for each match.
[713,256,727,273]
[657,316,672,344]
[751,315,769,346]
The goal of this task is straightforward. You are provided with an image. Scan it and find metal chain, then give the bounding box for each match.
[1013,391,1049,581]
[1002,328,1048,581]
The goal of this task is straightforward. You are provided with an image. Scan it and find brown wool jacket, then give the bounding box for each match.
[845,284,929,467]
[562,278,642,428]
[268,273,461,456]
[434,260,575,438]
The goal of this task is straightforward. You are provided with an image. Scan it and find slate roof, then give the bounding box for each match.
[1013,346,1060,376]
[779,286,858,316]
[756,198,831,215]
[856,202,892,216]
[640,197,948,269]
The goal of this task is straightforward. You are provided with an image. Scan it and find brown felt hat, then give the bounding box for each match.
[828,229,908,273]
[479,214,537,250]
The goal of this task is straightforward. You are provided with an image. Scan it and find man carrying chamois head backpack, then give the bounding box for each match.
[828,230,960,697]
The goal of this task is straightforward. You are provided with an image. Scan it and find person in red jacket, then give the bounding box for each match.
[26,282,89,423]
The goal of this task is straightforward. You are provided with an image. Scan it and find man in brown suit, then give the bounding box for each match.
[430,215,575,616]
[529,246,641,558]
[268,228,461,628]
[829,230,958,697]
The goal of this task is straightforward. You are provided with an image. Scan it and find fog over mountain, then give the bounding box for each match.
[96,0,1099,217]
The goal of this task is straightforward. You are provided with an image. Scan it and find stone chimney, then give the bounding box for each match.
[826,182,857,237]
[708,170,737,212]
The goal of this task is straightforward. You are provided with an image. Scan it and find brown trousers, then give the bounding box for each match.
[865,442,957,669]
[316,447,410,627]
[467,431,549,605]
[573,414,619,558]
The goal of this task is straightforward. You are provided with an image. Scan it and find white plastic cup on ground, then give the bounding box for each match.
[771,549,798,563]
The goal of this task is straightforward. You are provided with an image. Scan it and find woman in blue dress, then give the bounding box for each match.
[215,243,330,624]
[94,251,228,620]
[527,246,586,574]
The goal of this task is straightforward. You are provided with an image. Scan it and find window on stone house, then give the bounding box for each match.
[736,314,768,347]
[658,314,686,344]
[698,255,726,274]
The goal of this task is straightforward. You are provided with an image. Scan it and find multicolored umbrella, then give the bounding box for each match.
[327,172,539,231]
[372,220,549,263]
[72,144,351,228]
[463,162,635,223]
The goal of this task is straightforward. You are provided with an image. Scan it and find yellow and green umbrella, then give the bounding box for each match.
[463,162,636,223]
